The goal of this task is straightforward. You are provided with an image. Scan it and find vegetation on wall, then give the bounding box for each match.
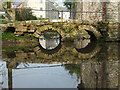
[2,32,37,41]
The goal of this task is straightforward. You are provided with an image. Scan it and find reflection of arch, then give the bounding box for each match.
[34,43,65,59]
[85,30,97,41]
[38,43,62,55]
[75,41,97,54]
[3,43,101,64]
[77,43,101,59]
[78,25,101,39]
[33,25,65,38]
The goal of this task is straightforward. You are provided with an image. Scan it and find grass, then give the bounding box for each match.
[43,29,60,38]
[2,32,37,41]
[0,20,21,24]
[37,18,49,20]
[44,34,59,38]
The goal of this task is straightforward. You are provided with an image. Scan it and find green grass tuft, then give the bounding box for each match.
[2,32,36,41]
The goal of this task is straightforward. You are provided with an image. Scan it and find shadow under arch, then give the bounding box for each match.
[85,30,97,42]
[5,27,16,33]
[75,41,97,54]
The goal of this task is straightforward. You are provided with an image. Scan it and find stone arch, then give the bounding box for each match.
[77,25,101,40]
[33,25,65,38]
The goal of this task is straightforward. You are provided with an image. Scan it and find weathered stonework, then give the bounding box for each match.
[106,23,120,41]
[2,20,101,40]
[106,2,119,22]
[75,1,120,23]
[1,20,120,41]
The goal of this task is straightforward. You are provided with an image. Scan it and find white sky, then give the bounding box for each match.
[0,0,120,2]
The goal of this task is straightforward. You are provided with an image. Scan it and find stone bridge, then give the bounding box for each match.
[2,20,102,40]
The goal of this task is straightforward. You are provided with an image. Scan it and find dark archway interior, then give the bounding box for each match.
[5,27,15,33]
[85,30,97,42]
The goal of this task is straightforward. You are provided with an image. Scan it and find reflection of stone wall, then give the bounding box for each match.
[107,23,120,41]
[118,43,120,88]
[80,43,119,88]
[81,61,119,88]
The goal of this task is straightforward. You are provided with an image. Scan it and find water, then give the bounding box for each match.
[0,36,120,89]
[39,35,60,50]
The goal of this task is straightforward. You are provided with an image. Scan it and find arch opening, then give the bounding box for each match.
[5,27,15,33]
[85,30,97,42]
[39,29,62,51]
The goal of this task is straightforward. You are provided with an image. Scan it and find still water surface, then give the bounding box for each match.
[0,36,119,89]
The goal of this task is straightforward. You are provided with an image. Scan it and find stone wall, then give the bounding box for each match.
[75,1,120,23]
[76,2,102,22]
[74,1,120,41]
[106,2,119,22]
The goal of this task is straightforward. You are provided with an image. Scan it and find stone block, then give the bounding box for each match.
[33,32,40,38]
[28,29,35,33]
[14,32,23,36]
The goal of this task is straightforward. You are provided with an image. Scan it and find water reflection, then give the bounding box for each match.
[74,39,90,49]
[39,33,60,50]
[74,39,97,53]
[1,40,120,89]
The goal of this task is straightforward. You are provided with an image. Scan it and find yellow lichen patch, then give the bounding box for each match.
[33,32,40,38]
